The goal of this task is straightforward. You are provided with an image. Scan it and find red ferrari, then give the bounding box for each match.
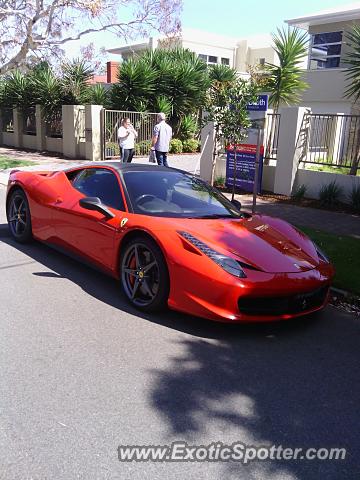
[6,162,334,322]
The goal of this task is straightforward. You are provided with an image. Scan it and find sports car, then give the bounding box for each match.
[6,162,334,323]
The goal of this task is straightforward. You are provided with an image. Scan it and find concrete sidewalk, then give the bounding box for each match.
[238,194,360,238]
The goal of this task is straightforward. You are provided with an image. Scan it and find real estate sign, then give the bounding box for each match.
[226,144,264,193]
[225,95,268,193]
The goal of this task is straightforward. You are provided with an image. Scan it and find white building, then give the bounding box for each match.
[107,28,277,74]
[286,3,360,114]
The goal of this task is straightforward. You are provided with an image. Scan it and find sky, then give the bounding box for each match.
[63,0,358,63]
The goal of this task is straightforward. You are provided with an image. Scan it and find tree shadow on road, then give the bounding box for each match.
[149,306,360,479]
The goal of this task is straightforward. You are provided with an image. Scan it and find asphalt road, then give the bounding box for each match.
[0,186,359,480]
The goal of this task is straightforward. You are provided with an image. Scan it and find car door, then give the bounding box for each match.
[53,167,126,270]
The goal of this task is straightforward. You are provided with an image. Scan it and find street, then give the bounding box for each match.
[0,186,359,480]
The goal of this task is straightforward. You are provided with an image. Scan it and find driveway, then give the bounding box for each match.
[0,186,359,480]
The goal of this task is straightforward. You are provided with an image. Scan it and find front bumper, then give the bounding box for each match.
[168,260,334,323]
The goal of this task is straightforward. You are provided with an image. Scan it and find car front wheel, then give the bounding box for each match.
[120,236,169,312]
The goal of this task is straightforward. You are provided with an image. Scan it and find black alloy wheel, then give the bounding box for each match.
[7,189,33,243]
[120,236,169,312]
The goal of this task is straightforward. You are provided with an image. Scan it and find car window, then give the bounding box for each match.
[123,170,243,218]
[72,168,125,211]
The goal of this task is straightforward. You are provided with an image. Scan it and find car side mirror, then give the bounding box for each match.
[230,199,242,210]
[79,197,115,219]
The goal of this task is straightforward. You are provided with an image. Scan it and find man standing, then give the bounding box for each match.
[151,112,172,167]
[118,117,138,162]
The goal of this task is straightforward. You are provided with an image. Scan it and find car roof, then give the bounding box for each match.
[67,162,186,175]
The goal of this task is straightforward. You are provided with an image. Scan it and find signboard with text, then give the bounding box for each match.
[225,95,268,194]
[246,95,268,111]
[226,144,264,193]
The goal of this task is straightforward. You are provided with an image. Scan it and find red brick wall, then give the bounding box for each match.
[107,61,120,83]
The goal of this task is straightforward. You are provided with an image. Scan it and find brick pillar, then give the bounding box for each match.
[107,61,119,83]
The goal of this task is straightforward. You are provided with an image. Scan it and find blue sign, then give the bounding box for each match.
[247,95,268,111]
[225,145,263,193]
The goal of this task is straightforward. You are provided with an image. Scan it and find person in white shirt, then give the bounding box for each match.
[118,118,138,162]
[151,112,172,167]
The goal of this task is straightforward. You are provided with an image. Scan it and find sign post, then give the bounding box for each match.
[252,121,265,213]
[225,95,268,205]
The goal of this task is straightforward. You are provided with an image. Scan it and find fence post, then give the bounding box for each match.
[13,108,23,148]
[36,105,46,151]
[85,105,103,162]
[200,121,216,183]
[62,105,84,158]
[273,106,309,196]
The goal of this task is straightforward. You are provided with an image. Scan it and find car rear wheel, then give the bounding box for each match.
[120,236,169,312]
[7,189,33,243]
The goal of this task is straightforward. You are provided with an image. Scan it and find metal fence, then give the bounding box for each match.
[23,106,36,135]
[45,108,63,138]
[264,113,280,163]
[297,113,360,175]
[2,108,14,133]
[103,110,158,159]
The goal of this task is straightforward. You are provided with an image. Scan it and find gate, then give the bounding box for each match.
[264,113,281,163]
[103,109,158,159]
[296,113,360,175]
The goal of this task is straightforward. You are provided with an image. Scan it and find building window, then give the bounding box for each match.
[259,58,265,66]
[208,55,218,64]
[309,31,342,70]
[198,54,219,65]
[221,57,230,65]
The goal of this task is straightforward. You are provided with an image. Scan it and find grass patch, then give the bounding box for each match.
[0,156,35,169]
[298,226,360,295]
[307,164,360,176]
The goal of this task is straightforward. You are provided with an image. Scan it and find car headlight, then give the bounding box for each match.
[313,242,329,263]
[178,231,246,278]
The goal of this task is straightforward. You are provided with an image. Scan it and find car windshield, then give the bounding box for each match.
[123,170,244,218]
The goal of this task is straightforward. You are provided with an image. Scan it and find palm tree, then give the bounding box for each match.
[1,70,32,109]
[30,64,63,120]
[110,58,157,111]
[60,59,94,105]
[343,25,360,174]
[266,27,309,111]
[110,47,210,134]
[88,84,110,108]
[344,25,360,101]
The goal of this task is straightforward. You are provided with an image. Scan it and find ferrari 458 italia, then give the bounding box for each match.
[6,162,334,322]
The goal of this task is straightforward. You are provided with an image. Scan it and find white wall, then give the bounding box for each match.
[79,142,86,159]
[294,168,360,203]
[2,132,15,146]
[22,134,37,150]
[45,137,62,153]
[182,40,235,67]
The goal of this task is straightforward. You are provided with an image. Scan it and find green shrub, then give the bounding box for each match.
[349,184,360,212]
[169,138,183,154]
[182,138,200,153]
[291,184,307,202]
[214,175,226,187]
[105,142,120,157]
[135,140,151,156]
[178,115,198,141]
[319,181,344,206]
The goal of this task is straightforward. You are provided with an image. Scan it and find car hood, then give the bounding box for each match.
[169,214,320,274]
